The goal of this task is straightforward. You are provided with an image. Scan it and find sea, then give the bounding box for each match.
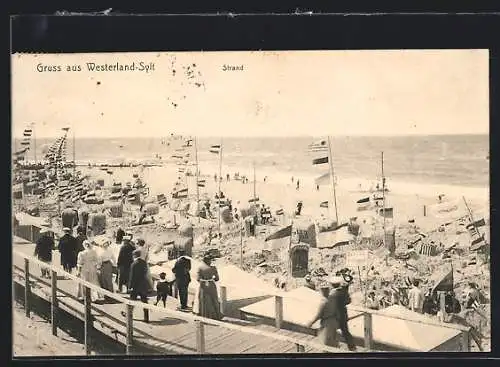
[15,134,489,197]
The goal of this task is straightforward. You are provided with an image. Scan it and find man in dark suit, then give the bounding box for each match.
[172,254,191,310]
[58,227,78,273]
[121,249,150,322]
[34,228,54,278]
[117,235,135,293]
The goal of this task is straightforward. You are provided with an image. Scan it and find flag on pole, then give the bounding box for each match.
[357,197,371,211]
[320,201,329,208]
[197,179,206,188]
[265,225,292,241]
[173,187,188,199]
[312,156,329,165]
[62,127,70,132]
[466,218,486,230]
[249,197,260,203]
[275,208,284,216]
[209,145,221,154]
[431,269,454,293]
[378,207,394,218]
[308,139,329,152]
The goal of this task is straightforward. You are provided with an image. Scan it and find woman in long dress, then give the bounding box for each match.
[137,239,154,292]
[193,255,222,320]
[76,240,100,302]
[97,238,116,300]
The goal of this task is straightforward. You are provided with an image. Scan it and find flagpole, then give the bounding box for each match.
[218,138,223,235]
[381,151,387,252]
[33,124,37,165]
[288,219,293,276]
[72,127,76,175]
[194,136,200,223]
[253,161,256,201]
[327,136,339,223]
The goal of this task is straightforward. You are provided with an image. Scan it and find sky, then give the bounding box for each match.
[11,50,489,138]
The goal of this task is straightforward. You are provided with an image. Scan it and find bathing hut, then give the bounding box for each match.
[289,243,309,278]
[295,220,317,248]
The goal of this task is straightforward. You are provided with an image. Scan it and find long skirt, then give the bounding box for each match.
[193,282,222,320]
[76,269,100,302]
[99,261,114,293]
[317,318,340,347]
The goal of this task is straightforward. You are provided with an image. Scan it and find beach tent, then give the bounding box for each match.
[61,207,79,229]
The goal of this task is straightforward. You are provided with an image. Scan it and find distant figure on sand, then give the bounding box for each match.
[172,255,191,310]
[34,228,54,278]
[58,227,78,274]
[226,173,230,182]
[193,255,222,320]
[296,180,300,190]
[117,235,135,293]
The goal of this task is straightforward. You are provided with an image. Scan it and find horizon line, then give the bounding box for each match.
[12,132,489,140]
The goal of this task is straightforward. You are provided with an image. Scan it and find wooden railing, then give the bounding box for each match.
[13,250,348,355]
[215,281,472,352]
[13,246,472,353]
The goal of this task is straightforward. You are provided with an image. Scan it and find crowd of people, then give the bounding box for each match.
[33,225,224,322]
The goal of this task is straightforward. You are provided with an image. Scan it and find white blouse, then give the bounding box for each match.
[99,247,116,266]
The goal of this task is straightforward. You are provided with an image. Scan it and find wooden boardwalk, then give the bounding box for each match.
[12,238,337,355]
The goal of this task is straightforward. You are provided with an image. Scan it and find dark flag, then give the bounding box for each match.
[466,218,486,230]
[312,156,329,165]
[275,208,284,216]
[265,225,292,241]
[209,145,221,154]
[62,127,70,132]
[432,269,453,294]
[249,197,260,203]
[378,207,394,218]
[320,201,328,208]
[308,139,329,152]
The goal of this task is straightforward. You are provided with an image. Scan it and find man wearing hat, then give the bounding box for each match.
[58,227,78,274]
[127,249,150,322]
[117,234,135,293]
[34,227,54,278]
[306,276,356,351]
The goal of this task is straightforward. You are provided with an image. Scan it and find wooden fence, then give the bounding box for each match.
[13,248,472,354]
[14,250,348,355]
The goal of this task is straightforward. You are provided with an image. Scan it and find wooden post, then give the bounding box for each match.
[83,286,92,356]
[126,304,134,355]
[363,313,373,350]
[220,285,227,315]
[275,295,283,329]
[195,320,206,354]
[296,343,305,353]
[460,330,470,351]
[423,205,427,217]
[24,258,30,317]
[51,270,58,336]
[438,291,446,322]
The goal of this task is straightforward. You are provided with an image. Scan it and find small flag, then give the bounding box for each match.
[249,197,260,203]
[20,141,31,146]
[312,156,328,165]
[62,127,70,132]
[23,131,32,137]
[470,235,487,251]
[431,269,453,294]
[357,197,371,211]
[209,145,221,154]
[173,187,188,199]
[378,207,394,218]
[308,139,329,152]
[466,218,486,230]
[197,182,205,188]
[183,139,193,147]
[320,201,329,208]
[265,225,293,241]
[276,208,284,216]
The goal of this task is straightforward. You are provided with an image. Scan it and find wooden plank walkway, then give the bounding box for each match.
[12,240,328,355]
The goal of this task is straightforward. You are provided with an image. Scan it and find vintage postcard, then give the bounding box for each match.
[11,50,490,356]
